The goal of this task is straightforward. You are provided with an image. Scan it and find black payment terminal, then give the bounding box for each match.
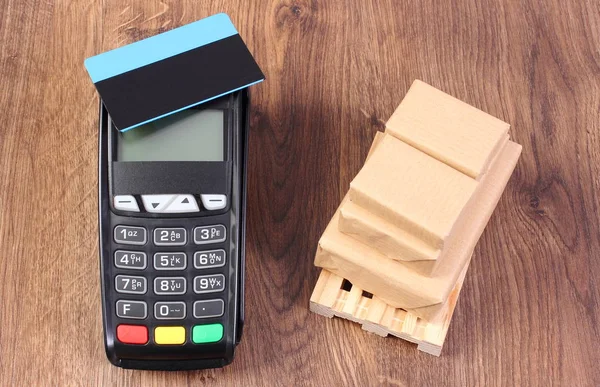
[85,13,264,370]
[86,14,264,370]
[99,91,249,370]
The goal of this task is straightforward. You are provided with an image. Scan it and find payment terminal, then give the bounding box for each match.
[86,14,264,369]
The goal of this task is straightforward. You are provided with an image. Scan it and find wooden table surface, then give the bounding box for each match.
[1,1,599,386]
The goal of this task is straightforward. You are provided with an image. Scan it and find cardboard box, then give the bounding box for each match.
[348,133,478,251]
[340,135,520,276]
[315,140,522,320]
[386,80,509,180]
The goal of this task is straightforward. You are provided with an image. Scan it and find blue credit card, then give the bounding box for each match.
[85,13,264,132]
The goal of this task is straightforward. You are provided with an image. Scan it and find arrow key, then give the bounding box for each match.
[163,195,200,213]
[141,195,175,213]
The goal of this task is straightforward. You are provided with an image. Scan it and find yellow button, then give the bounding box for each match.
[154,326,186,345]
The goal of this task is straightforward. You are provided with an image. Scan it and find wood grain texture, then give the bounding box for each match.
[0,0,599,386]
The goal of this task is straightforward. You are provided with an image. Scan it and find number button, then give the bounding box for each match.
[193,274,225,294]
[194,249,226,269]
[154,277,186,295]
[114,226,147,245]
[194,225,226,245]
[116,300,147,319]
[115,275,147,294]
[154,253,187,270]
[193,299,224,318]
[154,228,186,246]
[154,302,186,320]
[114,251,147,270]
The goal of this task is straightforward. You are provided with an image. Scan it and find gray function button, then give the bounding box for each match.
[153,252,187,270]
[154,277,186,295]
[154,302,186,320]
[115,275,147,294]
[114,225,147,245]
[116,300,147,319]
[113,195,140,212]
[193,299,224,319]
[200,194,227,211]
[194,274,225,294]
[114,251,147,270]
[194,249,226,269]
[194,225,226,245]
[154,227,186,246]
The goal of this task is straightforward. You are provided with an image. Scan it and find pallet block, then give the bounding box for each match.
[349,134,478,250]
[386,80,509,180]
[309,256,470,356]
[315,141,522,319]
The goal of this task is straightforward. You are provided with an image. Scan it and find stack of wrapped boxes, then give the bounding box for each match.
[310,80,522,356]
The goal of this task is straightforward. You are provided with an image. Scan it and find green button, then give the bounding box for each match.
[192,324,223,344]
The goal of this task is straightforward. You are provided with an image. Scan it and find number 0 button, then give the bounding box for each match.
[114,226,147,245]
[154,228,186,246]
[154,302,186,320]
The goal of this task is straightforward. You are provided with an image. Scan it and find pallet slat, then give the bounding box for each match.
[309,257,470,356]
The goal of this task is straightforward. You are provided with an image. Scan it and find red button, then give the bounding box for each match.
[117,324,148,344]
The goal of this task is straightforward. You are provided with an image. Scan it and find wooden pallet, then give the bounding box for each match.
[309,259,470,356]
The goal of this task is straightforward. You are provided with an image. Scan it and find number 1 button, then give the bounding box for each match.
[114,226,147,245]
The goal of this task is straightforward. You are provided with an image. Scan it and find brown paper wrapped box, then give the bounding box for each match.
[348,134,478,252]
[339,79,513,274]
[340,134,519,276]
[315,138,521,320]
[386,80,510,180]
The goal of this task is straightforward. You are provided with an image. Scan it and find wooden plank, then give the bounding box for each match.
[341,284,363,317]
[349,134,478,249]
[309,260,470,356]
[385,80,510,180]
